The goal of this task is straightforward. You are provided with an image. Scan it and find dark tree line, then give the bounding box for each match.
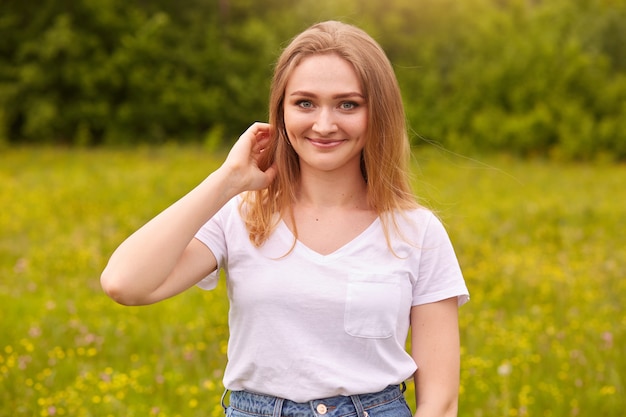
[1,0,625,160]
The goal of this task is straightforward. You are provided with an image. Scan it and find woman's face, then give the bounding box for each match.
[283,54,368,177]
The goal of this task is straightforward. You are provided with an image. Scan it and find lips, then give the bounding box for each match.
[307,138,345,148]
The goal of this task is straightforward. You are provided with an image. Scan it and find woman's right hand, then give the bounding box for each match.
[101,122,278,306]
[221,122,278,193]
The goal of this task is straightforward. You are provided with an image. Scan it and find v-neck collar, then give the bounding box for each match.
[275,217,381,262]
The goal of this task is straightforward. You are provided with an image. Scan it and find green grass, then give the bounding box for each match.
[1,146,624,416]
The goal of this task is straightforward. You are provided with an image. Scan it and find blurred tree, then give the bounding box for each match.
[0,0,624,159]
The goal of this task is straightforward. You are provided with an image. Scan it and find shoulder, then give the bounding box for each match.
[221,194,245,216]
[390,207,454,244]
[394,206,438,229]
[201,194,245,230]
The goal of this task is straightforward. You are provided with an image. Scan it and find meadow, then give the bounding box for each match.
[0,146,624,416]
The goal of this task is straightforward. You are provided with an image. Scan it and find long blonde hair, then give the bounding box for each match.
[243,20,419,247]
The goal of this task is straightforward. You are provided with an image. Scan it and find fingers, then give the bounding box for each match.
[222,122,277,191]
[244,122,271,141]
[242,122,276,167]
[245,122,272,153]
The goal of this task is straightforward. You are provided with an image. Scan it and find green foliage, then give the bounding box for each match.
[0,0,625,159]
[1,147,624,415]
[379,0,626,160]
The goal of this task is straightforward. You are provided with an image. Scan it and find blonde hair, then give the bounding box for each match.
[243,20,419,247]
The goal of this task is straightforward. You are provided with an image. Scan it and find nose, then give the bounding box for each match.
[312,108,337,136]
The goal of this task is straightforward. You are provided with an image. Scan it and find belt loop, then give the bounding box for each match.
[349,395,368,417]
[273,397,285,417]
[220,389,230,414]
[400,382,407,393]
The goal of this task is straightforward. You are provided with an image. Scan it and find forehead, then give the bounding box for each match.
[285,54,362,94]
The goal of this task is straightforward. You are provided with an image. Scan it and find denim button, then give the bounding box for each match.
[316,403,328,414]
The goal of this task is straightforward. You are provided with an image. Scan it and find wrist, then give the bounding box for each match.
[204,165,245,201]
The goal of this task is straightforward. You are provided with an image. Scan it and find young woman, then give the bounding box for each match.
[101,20,469,417]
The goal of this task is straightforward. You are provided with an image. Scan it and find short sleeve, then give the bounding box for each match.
[412,214,469,307]
[193,198,236,290]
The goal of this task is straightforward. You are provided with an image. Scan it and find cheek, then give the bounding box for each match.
[347,113,369,135]
[283,110,309,133]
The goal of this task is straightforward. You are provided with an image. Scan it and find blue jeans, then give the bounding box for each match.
[222,384,412,417]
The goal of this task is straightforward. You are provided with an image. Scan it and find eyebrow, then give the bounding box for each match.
[288,91,365,99]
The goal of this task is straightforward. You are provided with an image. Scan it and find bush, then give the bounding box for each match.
[0,0,624,159]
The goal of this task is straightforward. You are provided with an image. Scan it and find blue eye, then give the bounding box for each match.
[296,100,313,109]
[340,101,358,110]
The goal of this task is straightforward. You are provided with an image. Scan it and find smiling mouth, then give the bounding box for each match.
[307,138,345,148]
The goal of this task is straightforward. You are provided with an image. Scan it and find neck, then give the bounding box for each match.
[295,169,369,209]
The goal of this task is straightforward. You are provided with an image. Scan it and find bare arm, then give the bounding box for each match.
[101,123,277,306]
[411,297,461,417]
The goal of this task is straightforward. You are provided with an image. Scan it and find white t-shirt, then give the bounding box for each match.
[195,196,469,402]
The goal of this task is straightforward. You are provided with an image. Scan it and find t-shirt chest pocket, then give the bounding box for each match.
[344,275,403,339]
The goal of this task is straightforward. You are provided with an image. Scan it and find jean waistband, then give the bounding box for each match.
[223,383,406,417]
